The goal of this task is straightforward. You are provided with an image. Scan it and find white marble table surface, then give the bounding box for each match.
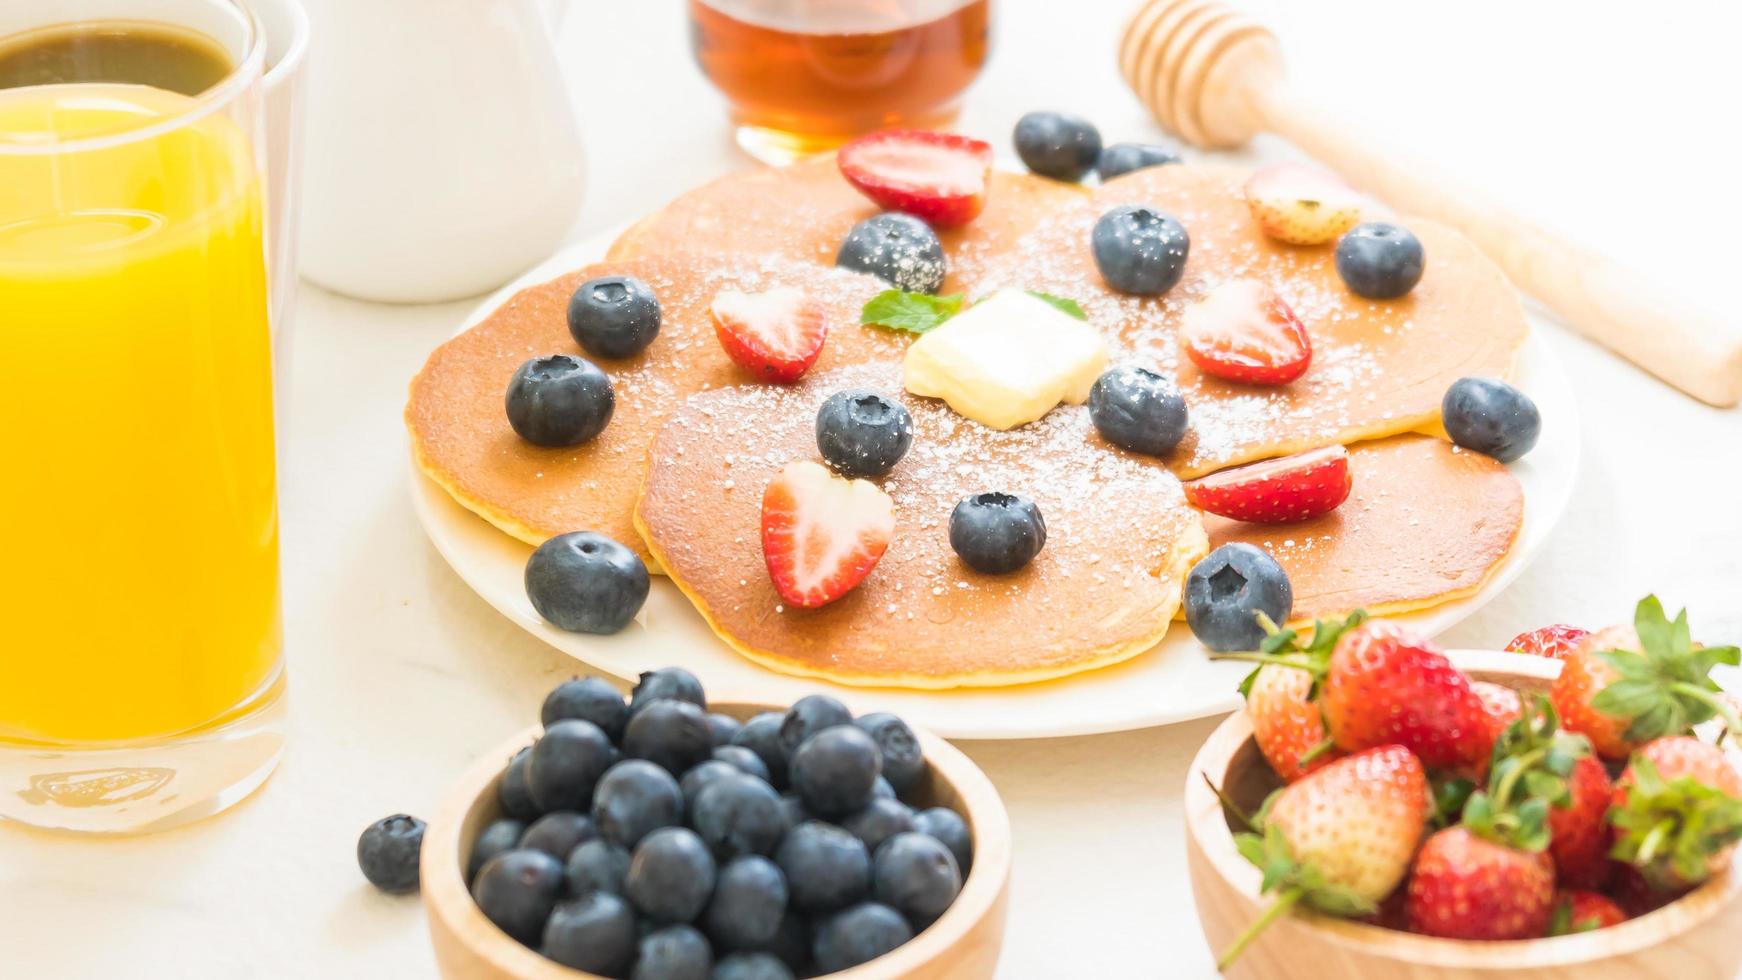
[4,0,1740,976]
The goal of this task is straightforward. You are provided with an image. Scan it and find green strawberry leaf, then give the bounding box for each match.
[1432,777,1475,828]
[1586,596,1742,744]
[1610,756,1742,890]
[859,290,965,334]
[1026,290,1087,319]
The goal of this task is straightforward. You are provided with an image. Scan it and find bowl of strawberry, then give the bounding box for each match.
[410,669,1011,980]
[1186,597,1742,978]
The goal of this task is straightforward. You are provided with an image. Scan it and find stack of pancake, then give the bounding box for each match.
[407,152,1527,689]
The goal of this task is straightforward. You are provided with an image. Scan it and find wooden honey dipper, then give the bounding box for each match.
[1118,0,1742,407]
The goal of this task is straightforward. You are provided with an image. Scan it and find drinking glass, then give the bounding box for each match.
[0,0,285,833]
[688,0,993,163]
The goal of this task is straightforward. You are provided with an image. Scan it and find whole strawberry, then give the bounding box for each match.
[1548,889,1627,934]
[1549,753,1615,890]
[1471,681,1524,753]
[1245,663,1342,783]
[1551,596,1741,761]
[1406,827,1554,939]
[1506,623,1590,660]
[1610,735,1742,893]
[1320,620,1493,771]
[1219,745,1431,967]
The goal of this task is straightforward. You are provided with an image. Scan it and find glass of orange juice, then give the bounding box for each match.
[0,0,284,833]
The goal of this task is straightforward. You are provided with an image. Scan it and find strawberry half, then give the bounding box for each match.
[711,287,829,384]
[760,460,895,609]
[1179,279,1312,385]
[1243,162,1363,245]
[1183,445,1351,523]
[837,129,993,228]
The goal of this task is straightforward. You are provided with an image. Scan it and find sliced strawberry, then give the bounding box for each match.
[1243,162,1363,245]
[837,129,993,228]
[1183,445,1351,523]
[711,287,829,384]
[1179,279,1312,385]
[760,460,895,608]
[1504,624,1590,660]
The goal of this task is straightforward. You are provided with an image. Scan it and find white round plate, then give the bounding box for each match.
[410,230,1580,740]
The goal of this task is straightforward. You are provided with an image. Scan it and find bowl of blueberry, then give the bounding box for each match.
[414,669,1010,979]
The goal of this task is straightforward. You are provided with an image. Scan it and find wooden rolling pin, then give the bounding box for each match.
[1118,0,1742,407]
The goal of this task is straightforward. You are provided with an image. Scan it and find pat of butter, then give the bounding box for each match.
[902,290,1109,430]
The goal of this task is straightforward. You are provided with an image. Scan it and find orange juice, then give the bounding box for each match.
[0,83,280,744]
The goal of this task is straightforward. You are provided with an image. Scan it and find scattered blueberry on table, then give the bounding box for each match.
[1012,110,1103,182]
[1091,204,1191,296]
[1442,376,1542,463]
[1334,221,1425,299]
[834,212,947,295]
[356,814,425,894]
[1183,543,1295,652]
[524,531,650,635]
[815,390,914,478]
[1088,365,1189,457]
[1096,141,1181,181]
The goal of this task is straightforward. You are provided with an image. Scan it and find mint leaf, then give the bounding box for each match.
[1026,290,1087,320]
[860,290,964,334]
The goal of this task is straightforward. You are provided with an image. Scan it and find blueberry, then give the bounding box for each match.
[778,696,853,755]
[835,213,946,294]
[852,713,926,795]
[633,924,712,980]
[703,855,789,950]
[357,813,424,893]
[776,821,870,914]
[712,952,794,980]
[682,760,743,814]
[1088,366,1189,457]
[498,747,540,820]
[506,354,614,448]
[1335,221,1424,299]
[712,745,772,784]
[840,798,916,854]
[529,719,618,812]
[815,390,914,478]
[1096,141,1181,181]
[594,759,684,849]
[1442,376,1541,463]
[790,725,882,818]
[566,838,632,896]
[627,827,718,923]
[873,832,962,928]
[625,698,716,776]
[1091,205,1190,296]
[948,493,1046,574]
[1183,542,1293,652]
[732,712,792,790]
[812,902,913,973]
[692,773,786,859]
[778,794,811,833]
[472,848,565,946]
[542,676,629,741]
[631,667,707,714]
[519,811,597,862]
[469,818,527,882]
[756,913,811,974]
[707,713,743,747]
[871,776,896,801]
[541,891,637,976]
[568,274,661,359]
[912,807,973,874]
[1012,111,1102,182]
[525,531,649,635]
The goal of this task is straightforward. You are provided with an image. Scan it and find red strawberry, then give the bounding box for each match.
[1319,620,1493,772]
[760,460,894,608]
[711,287,829,383]
[1183,445,1351,524]
[1243,162,1364,245]
[1549,753,1616,890]
[1505,623,1591,660]
[1244,663,1342,783]
[1548,889,1627,934]
[1406,826,1555,940]
[1610,735,1742,892]
[1218,745,1430,968]
[1471,681,1524,747]
[1552,625,1636,760]
[837,129,993,228]
[1179,279,1312,385]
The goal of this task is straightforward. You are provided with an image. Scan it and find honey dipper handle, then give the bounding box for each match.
[1246,85,1742,408]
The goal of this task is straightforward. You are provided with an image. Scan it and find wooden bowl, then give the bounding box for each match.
[1185,650,1742,979]
[422,701,1012,979]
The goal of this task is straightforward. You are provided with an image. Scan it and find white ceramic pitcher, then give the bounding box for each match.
[297,0,584,303]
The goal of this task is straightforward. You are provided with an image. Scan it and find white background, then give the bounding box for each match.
[3,0,1741,976]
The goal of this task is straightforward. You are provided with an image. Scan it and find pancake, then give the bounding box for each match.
[407,255,905,563]
[1201,434,1524,622]
[606,153,1087,295]
[634,364,1210,689]
[969,164,1531,478]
